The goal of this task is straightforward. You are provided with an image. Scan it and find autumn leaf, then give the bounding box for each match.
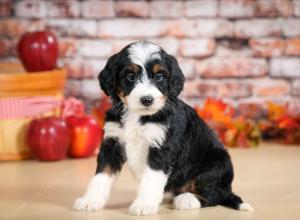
[267,102,286,121]
[261,102,300,144]
[278,117,299,130]
[195,98,234,127]
[195,98,262,148]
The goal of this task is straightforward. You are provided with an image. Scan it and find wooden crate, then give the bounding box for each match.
[0,63,67,160]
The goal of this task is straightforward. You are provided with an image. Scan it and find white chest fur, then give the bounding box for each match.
[104,112,166,179]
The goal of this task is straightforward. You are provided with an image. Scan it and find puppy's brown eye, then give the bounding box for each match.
[154,73,164,82]
[126,73,136,81]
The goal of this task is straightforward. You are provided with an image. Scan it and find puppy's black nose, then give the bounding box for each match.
[140,96,154,107]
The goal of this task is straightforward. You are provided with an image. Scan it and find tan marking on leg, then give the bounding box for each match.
[180,179,197,194]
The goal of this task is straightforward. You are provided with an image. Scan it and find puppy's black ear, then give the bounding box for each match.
[98,54,118,97]
[167,55,185,99]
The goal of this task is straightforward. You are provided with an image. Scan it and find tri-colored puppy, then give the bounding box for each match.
[74,41,253,216]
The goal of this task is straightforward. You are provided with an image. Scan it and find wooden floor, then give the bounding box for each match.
[1,143,300,220]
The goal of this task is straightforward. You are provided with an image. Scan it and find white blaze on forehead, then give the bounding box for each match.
[126,41,165,116]
[128,41,161,67]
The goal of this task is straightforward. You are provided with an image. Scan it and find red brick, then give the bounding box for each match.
[78,40,113,58]
[254,0,293,17]
[167,19,233,38]
[64,79,81,97]
[81,0,114,18]
[82,59,107,79]
[295,0,300,16]
[180,39,216,58]
[215,42,252,57]
[112,39,136,53]
[216,38,252,56]
[177,58,195,79]
[185,0,218,17]
[235,19,282,37]
[47,0,80,17]
[0,19,45,37]
[252,79,290,96]
[219,38,249,50]
[149,37,179,56]
[47,19,69,36]
[0,39,13,56]
[62,58,107,79]
[284,38,300,56]
[81,79,102,100]
[256,97,291,106]
[292,80,300,96]
[218,81,252,98]
[46,19,97,37]
[150,1,183,18]
[0,0,12,17]
[115,1,149,17]
[112,38,179,57]
[195,58,268,78]
[98,19,167,38]
[0,39,8,56]
[270,58,300,78]
[182,81,252,98]
[62,58,84,78]
[58,38,78,57]
[182,81,217,98]
[249,38,284,57]
[219,0,254,18]
[15,0,47,18]
[282,19,300,37]
[287,99,300,115]
[179,98,206,109]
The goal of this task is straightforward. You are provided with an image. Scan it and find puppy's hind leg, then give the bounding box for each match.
[173,193,201,210]
[221,193,254,211]
[192,172,254,211]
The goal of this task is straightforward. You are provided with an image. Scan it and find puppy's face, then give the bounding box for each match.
[99,41,185,116]
[117,61,168,115]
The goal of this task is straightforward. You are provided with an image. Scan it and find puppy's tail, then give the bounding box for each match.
[220,193,254,211]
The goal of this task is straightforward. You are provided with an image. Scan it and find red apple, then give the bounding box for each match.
[17,31,58,72]
[66,115,103,158]
[27,117,70,161]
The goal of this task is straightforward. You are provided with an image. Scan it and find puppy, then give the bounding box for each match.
[74,41,253,216]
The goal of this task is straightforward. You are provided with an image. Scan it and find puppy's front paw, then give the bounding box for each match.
[129,198,159,216]
[73,196,106,212]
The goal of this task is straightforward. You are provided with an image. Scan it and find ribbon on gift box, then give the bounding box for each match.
[61,97,84,118]
[0,96,62,120]
[0,96,85,120]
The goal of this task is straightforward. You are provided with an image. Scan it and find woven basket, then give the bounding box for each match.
[0,63,67,160]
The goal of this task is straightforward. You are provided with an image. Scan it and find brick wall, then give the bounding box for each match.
[1,0,300,110]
